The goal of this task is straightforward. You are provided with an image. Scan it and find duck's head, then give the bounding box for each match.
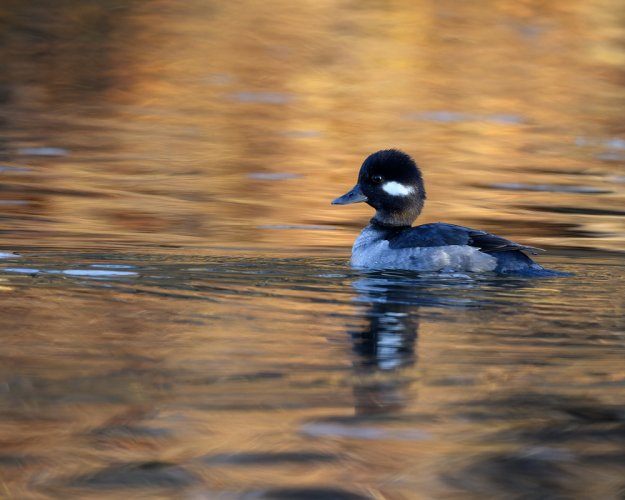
[332,149,426,227]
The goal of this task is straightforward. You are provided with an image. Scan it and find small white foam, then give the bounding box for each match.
[382,181,413,196]
[4,268,40,274]
[61,270,137,277]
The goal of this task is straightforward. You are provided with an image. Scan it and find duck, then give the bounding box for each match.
[332,149,563,275]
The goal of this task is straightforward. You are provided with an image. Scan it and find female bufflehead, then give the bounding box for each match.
[332,149,560,275]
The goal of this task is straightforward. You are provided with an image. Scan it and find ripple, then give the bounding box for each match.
[3,267,39,273]
[0,165,31,173]
[576,136,625,150]
[89,425,172,439]
[0,453,41,468]
[258,224,336,230]
[406,110,523,124]
[231,91,293,104]
[243,488,372,500]
[89,264,137,269]
[248,172,302,180]
[17,147,69,157]
[205,73,234,85]
[595,151,625,162]
[528,205,625,217]
[280,129,322,138]
[66,461,198,489]
[3,267,137,277]
[488,183,610,194]
[299,422,430,441]
[201,451,339,466]
[0,200,31,205]
[61,270,138,277]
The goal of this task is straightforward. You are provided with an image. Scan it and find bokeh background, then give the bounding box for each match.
[1,0,624,252]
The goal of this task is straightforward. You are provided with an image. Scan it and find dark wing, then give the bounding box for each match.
[387,223,544,255]
[464,227,544,255]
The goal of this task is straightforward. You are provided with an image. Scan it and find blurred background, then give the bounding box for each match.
[1,1,625,499]
[1,0,624,252]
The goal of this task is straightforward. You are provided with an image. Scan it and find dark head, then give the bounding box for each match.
[332,149,426,227]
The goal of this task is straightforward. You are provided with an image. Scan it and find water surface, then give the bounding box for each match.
[1,0,625,498]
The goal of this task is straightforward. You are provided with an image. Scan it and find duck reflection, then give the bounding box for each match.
[348,272,489,416]
[348,274,421,416]
[352,299,418,372]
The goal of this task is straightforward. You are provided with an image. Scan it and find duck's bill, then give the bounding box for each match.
[331,184,367,205]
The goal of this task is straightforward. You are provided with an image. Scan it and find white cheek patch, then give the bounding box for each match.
[382,181,414,196]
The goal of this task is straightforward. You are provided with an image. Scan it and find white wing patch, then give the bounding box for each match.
[382,181,414,196]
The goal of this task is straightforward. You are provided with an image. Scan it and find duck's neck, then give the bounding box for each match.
[369,218,412,230]
[371,206,421,228]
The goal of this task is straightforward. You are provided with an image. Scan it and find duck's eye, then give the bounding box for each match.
[371,175,383,184]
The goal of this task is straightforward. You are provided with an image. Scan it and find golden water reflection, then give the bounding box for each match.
[0,0,624,252]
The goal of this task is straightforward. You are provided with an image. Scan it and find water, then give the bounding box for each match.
[1,251,623,498]
[1,0,625,498]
